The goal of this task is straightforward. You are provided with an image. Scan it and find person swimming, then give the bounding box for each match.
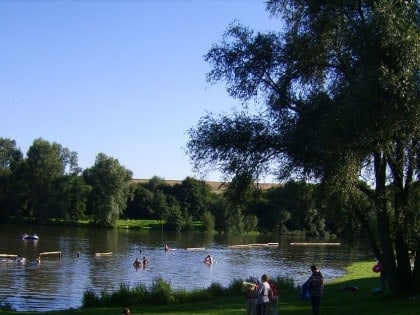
[204,254,214,264]
[133,258,142,269]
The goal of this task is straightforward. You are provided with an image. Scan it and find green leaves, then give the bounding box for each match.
[83,153,133,226]
[188,0,419,294]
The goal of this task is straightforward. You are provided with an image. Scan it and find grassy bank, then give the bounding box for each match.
[6,219,174,231]
[115,219,163,230]
[1,261,418,315]
[115,219,206,231]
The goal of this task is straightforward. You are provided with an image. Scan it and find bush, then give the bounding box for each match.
[149,277,175,304]
[207,282,226,298]
[82,288,100,307]
[82,276,254,309]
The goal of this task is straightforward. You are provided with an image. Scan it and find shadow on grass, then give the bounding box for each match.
[315,277,417,315]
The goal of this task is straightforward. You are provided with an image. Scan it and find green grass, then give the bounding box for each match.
[9,218,204,231]
[0,261,418,314]
[115,219,163,230]
[115,219,204,230]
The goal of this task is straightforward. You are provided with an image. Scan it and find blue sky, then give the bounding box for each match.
[0,0,280,181]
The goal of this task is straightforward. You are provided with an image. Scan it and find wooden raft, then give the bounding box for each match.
[290,242,341,246]
[39,251,62,259]
[95,252,113,256]
[186,247,206,251]
[0,254,18,259]
[228,242,279,249]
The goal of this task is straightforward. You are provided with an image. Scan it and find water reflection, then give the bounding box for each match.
[0,224,371,312]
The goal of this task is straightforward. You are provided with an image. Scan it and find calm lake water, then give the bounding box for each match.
[0,224,372,312]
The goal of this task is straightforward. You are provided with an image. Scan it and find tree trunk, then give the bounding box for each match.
[413,236,420,294]
[388,139,416,294]
[353,207,382,260]
[394,230,413,293]
[374,151,398,295]
[393,185,415,293]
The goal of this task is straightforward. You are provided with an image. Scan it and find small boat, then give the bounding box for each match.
[21,233,39,240]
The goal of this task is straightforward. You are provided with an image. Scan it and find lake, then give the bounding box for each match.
[0,224,372,312]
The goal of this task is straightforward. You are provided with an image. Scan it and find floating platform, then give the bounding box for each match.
[290,242,341,246]
[228,243,279,249]
[95,252,113,256]
[186,247,206,251]
[39,251,62,259]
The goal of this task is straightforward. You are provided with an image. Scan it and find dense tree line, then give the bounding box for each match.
[0,137,376,239]
[0,138,129,226]
[186,0,419,295]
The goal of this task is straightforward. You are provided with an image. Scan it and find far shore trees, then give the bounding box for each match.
[0,135,370,237]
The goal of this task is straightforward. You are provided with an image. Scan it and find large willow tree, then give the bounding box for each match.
[187,0,419,294]
[83,153,132,226]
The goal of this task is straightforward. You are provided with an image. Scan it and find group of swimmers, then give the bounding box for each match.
[133,256,149,269]
[15,246,215,268]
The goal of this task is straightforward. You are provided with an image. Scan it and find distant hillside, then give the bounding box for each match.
[131,179,279,193]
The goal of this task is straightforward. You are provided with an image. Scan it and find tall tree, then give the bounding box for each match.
[25,138,78,221]
[83,153,133,226]
[0,138,24,220]
[125,184,155,219]
[171,177,213,220]
[266,181,325,236]
[187,0,419,294]
[0,138,23,175]
[52,175,91,222]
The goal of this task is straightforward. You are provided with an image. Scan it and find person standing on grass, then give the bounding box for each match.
[308,265,324,315]
[256,274,271,315]
[242,281,257,315]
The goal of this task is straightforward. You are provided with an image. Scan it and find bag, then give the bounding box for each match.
[300,280,310,300]
[372,262,383,273]
[268,288,274,300]
[269,281,278,301]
